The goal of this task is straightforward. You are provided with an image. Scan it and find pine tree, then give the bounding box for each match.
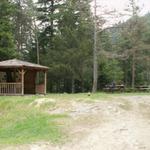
[0,0,17,60]
[12,0,33,58]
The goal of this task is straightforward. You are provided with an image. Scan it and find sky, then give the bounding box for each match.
[94,0,150,15]
[91,0,150,26]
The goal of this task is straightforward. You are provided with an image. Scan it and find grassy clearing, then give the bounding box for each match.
[0,92,149,145]
[0,96,67,145]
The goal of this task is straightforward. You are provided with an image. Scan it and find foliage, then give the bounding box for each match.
[0,0,17,60]
[102,59,124,83]
[0,0,149,92]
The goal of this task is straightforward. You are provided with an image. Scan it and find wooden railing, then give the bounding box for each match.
[0,83,22,95]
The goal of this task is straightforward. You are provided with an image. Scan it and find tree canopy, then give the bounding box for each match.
[0,0,150,92]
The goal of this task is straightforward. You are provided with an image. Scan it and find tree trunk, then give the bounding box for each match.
[147,58,150,85]
[92,0,98,93]
[35,22,40,84]
[132,50,136,89]
[50,0,54,48]
[124,61,128,86]
[71,78,75,93]
[36,30,39,64]
[81,77,84,93]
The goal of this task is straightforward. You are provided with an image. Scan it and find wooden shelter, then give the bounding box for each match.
[0,59,48,95]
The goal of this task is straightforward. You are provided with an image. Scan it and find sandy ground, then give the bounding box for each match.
[2,95,150,150]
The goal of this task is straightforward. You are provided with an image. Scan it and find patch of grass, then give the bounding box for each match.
[0,114,65,144]
[46,92,150,102]
[45,93,112,102]
[38,102,56,110]
[0,96,67,145]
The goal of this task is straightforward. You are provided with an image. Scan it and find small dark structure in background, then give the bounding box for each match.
[0,59,48,95]
[104,83,125,92]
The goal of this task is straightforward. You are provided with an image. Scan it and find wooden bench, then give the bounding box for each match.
[135,86,150,92]
[104,84,125,92]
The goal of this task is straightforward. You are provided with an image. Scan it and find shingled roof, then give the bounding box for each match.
[0,59,48,70]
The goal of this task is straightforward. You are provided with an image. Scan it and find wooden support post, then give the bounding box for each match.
[44,71,47,95]
[21,68,25,95]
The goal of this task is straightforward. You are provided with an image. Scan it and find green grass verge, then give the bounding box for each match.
[45,92,150,102]
[0,96,66,145]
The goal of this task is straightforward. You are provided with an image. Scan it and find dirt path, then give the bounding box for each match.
[2,95,150,150]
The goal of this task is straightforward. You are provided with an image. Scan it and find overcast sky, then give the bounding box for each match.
[90,0,150,27]
[94,0,150,14]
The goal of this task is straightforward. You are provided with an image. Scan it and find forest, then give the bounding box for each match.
[0,0,150,93]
